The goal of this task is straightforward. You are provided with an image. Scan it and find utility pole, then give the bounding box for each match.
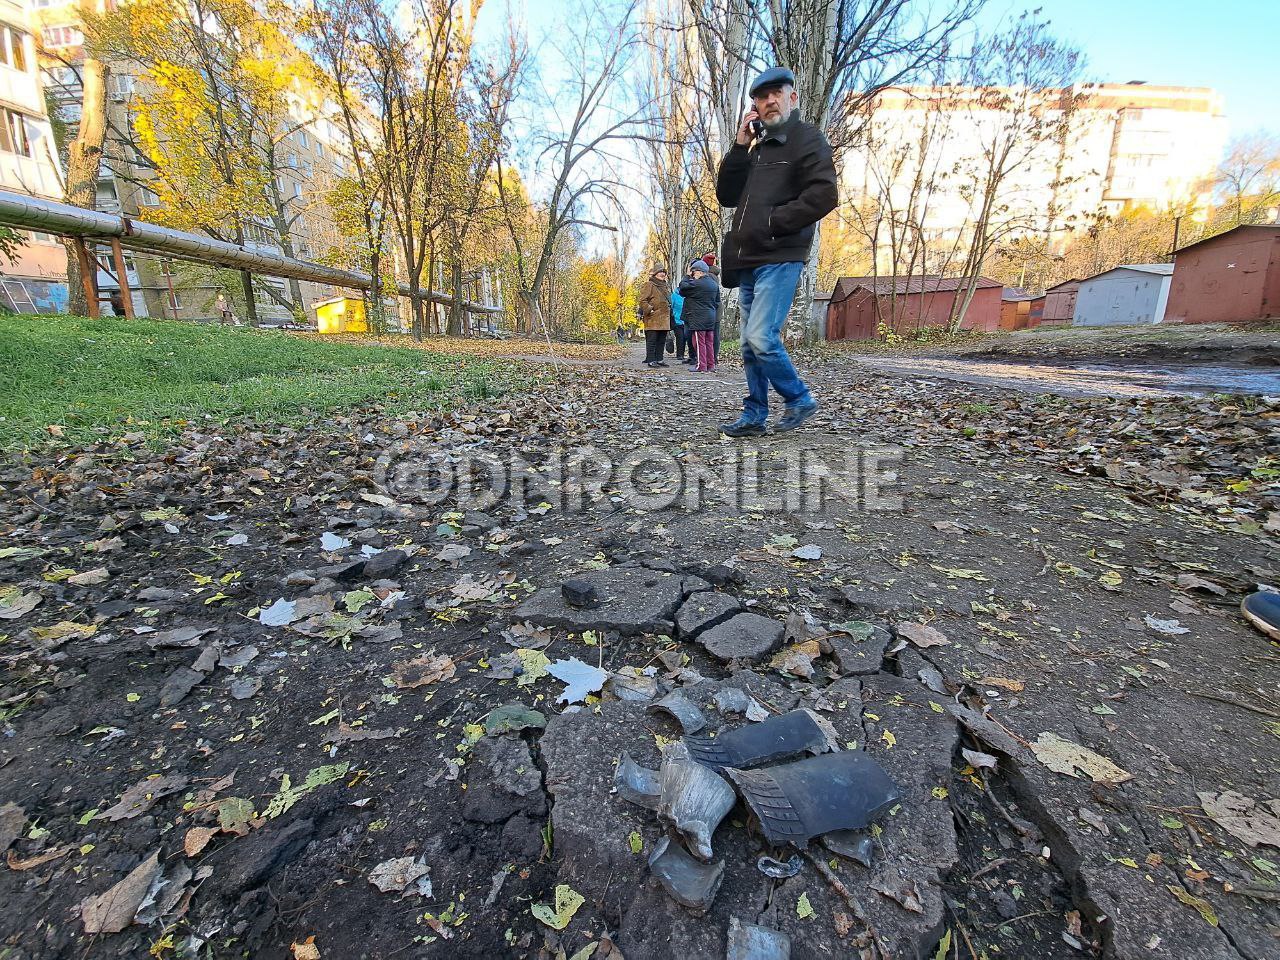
[1171,215,1182,258]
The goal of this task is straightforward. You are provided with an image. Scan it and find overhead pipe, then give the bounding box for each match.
[0,189,502,314]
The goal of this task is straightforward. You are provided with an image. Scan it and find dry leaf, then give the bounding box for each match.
[1197,790,1280,849]
[80,851,161,933]
[897,622,949,648]
[184,827,218,857]
[981,677,1024,692]
[292,937,322,959]
[1031,733,1131,784]
[390,653,456,689]
[99,775,189,821]
[7,844,73,871]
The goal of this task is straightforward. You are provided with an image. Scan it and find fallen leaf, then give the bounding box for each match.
[484,704,547,735]
[99,775,189,821]
[368,856,431,896]
[0,802,25,853]
[898,622,949,648]
[515,648,551,686]
[80,851,161,933]
[1143,615,1188,636]
[184,827,218,857]
[531,883,585,929]
[628,831,643,854]
[6,845,73,870]
[263,763,350,820]
[1197,790,1280,849]
[1031,733,1131,784]
[1167,885,1218,927]
[962,748,998,771]
[796,892,815,919]
[981,677,1024,692]
[391,653,456,689]
[0,590,41,620]
[259,598,299,627]
[292,937,322,960]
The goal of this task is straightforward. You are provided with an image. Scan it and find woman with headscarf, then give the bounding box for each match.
[637,268,673,367]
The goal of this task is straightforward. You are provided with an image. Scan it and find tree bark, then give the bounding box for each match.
[62,56,109,316]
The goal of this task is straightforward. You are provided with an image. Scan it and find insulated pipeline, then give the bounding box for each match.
[0,189,503,313]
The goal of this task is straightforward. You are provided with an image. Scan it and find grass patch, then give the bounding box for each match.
[0,314,523,450]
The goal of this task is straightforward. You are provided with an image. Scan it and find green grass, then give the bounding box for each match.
[0,314,522,449]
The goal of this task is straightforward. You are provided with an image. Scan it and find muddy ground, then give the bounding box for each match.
[1,345,1277,960]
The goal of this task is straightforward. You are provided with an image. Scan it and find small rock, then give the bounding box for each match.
[704,564,745,587]
[562,579,600,609]
[698,613,784,662]
[283,570,317,588]
[159,667,205,708]
[362,549,409,579]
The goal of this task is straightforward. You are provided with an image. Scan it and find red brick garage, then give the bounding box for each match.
[1165,224,1280,324]
[825,276,1002,340]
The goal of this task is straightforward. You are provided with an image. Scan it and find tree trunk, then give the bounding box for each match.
[446,259,463,336]
[62,55,109,316]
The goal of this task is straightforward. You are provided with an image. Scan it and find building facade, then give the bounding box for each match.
[840,83,1227,272]
[0,0,66,312]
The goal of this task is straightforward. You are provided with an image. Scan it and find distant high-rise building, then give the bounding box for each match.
[0,0,66,312]
[840,82,1227,269]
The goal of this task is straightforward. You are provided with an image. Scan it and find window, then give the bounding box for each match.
[0,109,35,157]
[292,182,303,199]
[28,231,58,245]
[41,26,82,48]
[159,260,176,277]
[1,25,30,72]
[287,152,298,168]
[297,128,309,149]
[109,74,135,99]
[315,141,324,159]
[139,186,160,206]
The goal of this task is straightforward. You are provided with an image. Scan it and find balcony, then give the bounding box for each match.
[0,64,44,115]
[0,152,62,199]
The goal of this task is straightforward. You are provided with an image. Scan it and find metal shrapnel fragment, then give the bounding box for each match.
[684,709,839,771]
[822,829,876,866]
[648,834,725,913]
[756,853,802,878]
[657,742,736,861]
[727,916,792,960]
[724,750,900,848]
[647,691,709,734]
[614,752,661,810]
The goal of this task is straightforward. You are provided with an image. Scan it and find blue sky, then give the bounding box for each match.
[991,0,1276,134]
[480,0,1275,137]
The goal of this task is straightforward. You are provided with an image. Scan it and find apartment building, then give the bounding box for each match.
[31,0,352,323]
[841,82,1227,269]
[0,0,65,312]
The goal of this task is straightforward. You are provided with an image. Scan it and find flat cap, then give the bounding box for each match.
[750,66,795,97]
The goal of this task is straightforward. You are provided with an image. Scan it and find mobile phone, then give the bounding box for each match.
[749,118,765,138]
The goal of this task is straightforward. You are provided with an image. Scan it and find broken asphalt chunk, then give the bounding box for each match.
[675,592,741,638]
[647,834,725,914]
[561,578,600,608]
[657,742,736,862]
[159,667,205,708]
[724,750,901,848]
[514,567,684,636]
[698,612,784,662]
[647,691,709,734]
[615,753,662,810]
[684,709,839,772]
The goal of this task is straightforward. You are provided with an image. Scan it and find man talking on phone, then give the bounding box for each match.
[716,67,838,437]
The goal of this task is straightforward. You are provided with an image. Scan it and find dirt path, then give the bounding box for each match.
[1,347,1276,959]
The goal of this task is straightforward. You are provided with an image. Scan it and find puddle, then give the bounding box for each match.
[858,357,1280,398]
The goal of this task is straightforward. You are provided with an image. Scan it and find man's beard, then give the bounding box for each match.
[761,110,789,130]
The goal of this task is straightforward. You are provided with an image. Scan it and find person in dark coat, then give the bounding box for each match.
[678,260,721,373]
[700,250,723,360]
[715,66,838,436]
[636,268,672,367]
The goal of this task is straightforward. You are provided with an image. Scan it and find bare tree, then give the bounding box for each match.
[1215,130,1280,229]
[499,0,649,335]
[945,12,1083,330]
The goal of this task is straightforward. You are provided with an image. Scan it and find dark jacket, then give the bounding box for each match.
[715,112,838,287]
[677,273,720,332]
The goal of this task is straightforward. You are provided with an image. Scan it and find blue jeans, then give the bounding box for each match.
[738,261,812,423]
